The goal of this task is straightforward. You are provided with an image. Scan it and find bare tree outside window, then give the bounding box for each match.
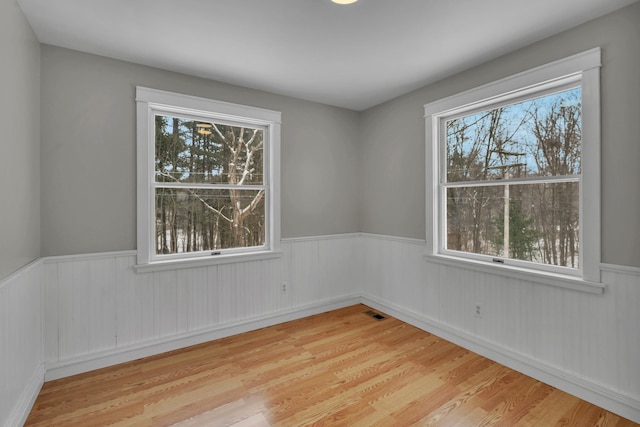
[444,88,582,268]
[154,115,266,255]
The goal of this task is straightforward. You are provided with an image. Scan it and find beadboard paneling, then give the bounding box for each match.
[5,233,639,424]
[360,233,640,423]
[42,235,361,380]
[0,260,43,427]
[603,267,640,400]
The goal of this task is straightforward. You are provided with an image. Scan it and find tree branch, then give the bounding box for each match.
[240,189,265,217]
[157,171,233,224]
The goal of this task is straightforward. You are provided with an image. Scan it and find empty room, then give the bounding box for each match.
[2,0,639,425]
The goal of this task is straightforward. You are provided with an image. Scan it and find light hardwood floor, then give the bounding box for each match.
[25,304,638,426]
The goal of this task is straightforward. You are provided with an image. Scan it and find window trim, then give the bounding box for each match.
[424,48,601,285]
[135,87,281,268]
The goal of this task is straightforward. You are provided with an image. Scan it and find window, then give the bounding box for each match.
[425,49,601,283]
[136,87,281,267]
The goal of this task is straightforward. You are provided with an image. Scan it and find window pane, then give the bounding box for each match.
[155,115,264,185]
[446,88,581,182]
[446,182,579,268]
[155,188,265,255]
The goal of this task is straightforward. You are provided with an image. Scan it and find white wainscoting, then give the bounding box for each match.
[3,233,639,425]
[360,233,640,424]
[42,235,362,381]
[0,260,44,427]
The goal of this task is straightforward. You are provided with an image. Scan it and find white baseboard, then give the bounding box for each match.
[45,294,361,381]
[360,293,640,424]
[5,363,45,427]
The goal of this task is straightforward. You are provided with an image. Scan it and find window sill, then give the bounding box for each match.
[424,253,605,294]
[134,250,283,274]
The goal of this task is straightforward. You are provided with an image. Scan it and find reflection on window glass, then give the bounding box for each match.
[155,115,264,185]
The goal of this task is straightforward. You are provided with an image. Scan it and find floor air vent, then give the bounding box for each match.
[363,310,386,320]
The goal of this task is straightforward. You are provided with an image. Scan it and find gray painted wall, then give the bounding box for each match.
[36,2,640,268]
[359,2,640,268]
[0,0,40,280]
[40,46,360,256]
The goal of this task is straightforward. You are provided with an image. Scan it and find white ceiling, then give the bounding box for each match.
[17,0,638,111]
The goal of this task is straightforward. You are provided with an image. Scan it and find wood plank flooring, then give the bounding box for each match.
[25,304,638,426]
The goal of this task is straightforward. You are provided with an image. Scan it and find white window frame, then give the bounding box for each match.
[424,48,602,290]
[135,87,281,271]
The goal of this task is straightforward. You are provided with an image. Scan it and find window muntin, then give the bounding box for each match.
[136,87,281,267]
[442,87,582,272]
[425,48,601,282]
